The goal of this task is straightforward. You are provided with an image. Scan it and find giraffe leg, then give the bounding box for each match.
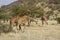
[42,20,44,27]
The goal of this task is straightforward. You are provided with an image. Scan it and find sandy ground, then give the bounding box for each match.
[0,20,60,40]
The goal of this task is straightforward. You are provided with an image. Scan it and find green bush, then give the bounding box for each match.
[0,24,12,33]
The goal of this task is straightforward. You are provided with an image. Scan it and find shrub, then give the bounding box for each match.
[0,24,12,33]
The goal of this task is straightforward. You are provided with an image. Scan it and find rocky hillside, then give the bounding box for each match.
[1,0,60,11]
[0,0,60,19]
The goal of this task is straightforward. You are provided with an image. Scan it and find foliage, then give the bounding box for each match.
[0,24,12,33]
[11,5,27,16]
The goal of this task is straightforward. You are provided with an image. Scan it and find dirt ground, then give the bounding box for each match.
[0,20,60,40]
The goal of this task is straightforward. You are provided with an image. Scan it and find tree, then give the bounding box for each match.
[11,5,27,17]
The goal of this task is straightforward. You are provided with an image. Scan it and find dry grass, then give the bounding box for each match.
[0,20,60,40]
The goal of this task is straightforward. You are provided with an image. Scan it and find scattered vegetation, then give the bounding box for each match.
[0,0,60,33]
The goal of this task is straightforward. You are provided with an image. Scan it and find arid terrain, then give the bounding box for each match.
[0,20,60,40]
[0,0,60,40]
